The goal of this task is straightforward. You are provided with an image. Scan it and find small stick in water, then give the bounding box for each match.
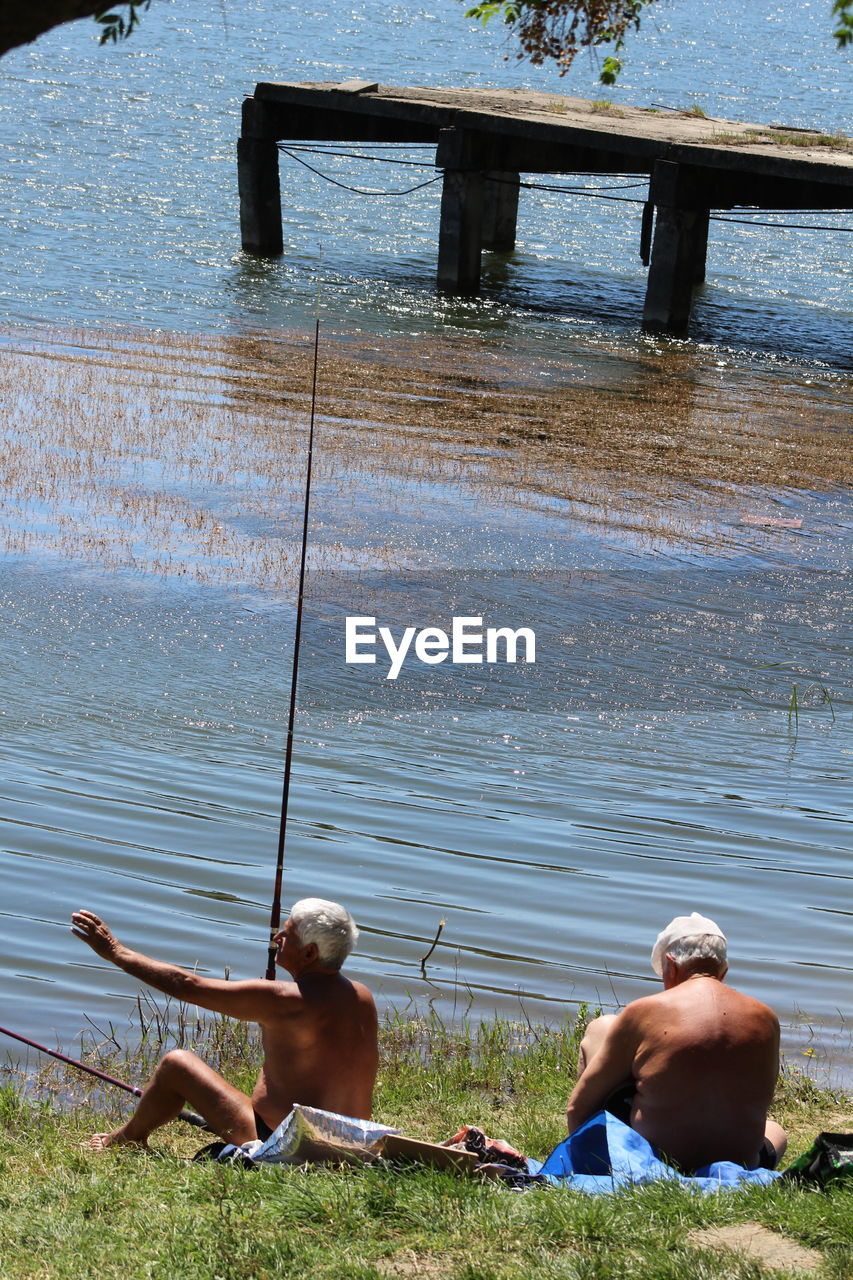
[420,919,446,978]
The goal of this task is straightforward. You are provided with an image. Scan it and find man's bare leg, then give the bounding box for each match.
[88,1049,257,1151]
[576,1014,618,1077]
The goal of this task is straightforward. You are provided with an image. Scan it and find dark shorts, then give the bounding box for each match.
[602,1084,636,1125]
[756,1136,779,1170]
[253,1110,274,1142]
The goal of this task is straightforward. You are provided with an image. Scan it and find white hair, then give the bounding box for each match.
[668,933,727,971]
[289,898,358,970]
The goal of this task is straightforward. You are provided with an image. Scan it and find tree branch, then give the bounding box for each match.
[0,1,141,59]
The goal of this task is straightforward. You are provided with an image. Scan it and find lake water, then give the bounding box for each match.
[0,2,850,1086]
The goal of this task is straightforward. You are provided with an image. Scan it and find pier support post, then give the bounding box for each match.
[436,129,485,294]
[691,207,710,285]
[642,162,710,335]
[482,171,520,252]
[238,99,283,256]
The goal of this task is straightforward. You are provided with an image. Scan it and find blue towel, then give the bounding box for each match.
[528,1111,779,1192]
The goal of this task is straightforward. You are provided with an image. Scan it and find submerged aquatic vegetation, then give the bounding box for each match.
[0,324,849,591]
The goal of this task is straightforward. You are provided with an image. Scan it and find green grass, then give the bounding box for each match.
[709,127,850,150]
[1,1011,851,1279]
[589,100,626,117]
[766,128,850,149]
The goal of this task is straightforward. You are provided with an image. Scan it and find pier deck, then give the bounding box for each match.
[238,82,853,336]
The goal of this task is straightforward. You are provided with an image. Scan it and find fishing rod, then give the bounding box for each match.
[265,316,321,982]
[0,1022,212,1129]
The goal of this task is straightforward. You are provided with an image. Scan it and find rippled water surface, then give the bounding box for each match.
[0,1,850,1083]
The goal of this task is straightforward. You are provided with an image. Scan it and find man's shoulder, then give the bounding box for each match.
[348,977,377,1007]
[721,983,780,1024]
[615,990,692,1039]
[285,972,377,1015]
[330,974,378,1022]
[590,997,656,1046]
[619,991,669,1021]
[264,978,307,1013]
[631,980,779,1031]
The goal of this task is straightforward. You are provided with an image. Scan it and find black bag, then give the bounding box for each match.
[192,1140,258,1168]
[781,1132,853,1186]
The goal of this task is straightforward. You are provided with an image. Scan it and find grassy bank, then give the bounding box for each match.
[1,1012,851,1279]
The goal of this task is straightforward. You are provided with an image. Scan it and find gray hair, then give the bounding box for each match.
[668,933,727,971]
[289,898,358,970]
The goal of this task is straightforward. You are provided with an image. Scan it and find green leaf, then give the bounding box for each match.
[600,56,622,85]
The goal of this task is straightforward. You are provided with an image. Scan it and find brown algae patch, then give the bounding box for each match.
[0,324,850,589]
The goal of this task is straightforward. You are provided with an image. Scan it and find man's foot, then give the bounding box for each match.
[86,1127,149,1151]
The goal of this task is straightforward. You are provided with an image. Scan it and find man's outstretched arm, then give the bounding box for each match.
[71,910,286,1024]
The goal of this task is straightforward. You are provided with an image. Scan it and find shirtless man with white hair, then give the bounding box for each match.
[567,912,787,1172]
[71,898,378,1150]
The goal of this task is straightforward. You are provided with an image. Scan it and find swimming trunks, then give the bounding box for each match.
[253,1110,274,1142]
[602,1084,636,1125]
[756,1136,778,1170]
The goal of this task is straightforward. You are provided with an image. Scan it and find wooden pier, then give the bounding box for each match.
[238,82,853,336]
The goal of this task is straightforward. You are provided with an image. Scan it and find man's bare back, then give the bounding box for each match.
[614,977,778,1168]
[71,898,378,1150]
[253,969,378,1129]
[567,914,785,1172]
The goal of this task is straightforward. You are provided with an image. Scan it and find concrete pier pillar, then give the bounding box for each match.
[436,129,485,294]
[238,99,283,256]
[642,161,710,336]
[482,171,520,252]
[691,207,710,285]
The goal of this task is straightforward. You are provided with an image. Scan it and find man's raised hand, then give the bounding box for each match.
[71,910,121,961]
